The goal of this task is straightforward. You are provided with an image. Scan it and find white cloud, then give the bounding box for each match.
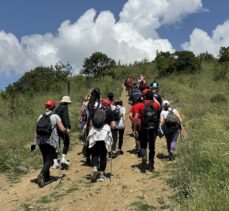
[0,0,204,76]
[182,20,229,56]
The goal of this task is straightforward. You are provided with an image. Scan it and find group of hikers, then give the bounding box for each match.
[32,74,182,187]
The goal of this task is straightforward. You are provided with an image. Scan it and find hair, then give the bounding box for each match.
[145,91,154,100]
[107,92,114,100]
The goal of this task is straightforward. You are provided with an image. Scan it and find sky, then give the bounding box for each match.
[0,0,228,90]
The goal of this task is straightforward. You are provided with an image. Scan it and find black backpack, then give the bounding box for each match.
[131,90,142,105]
[36,113,53,137]
[92,108,106,129]
[142,100,158,129]
[114,107,121,121]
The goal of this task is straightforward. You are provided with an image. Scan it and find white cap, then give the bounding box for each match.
[60,96,72,104]
[162,100,170,107]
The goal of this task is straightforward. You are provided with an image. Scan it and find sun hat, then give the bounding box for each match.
[60,96,72,104]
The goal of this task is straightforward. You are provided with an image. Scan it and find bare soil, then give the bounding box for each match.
[0,89,178,211]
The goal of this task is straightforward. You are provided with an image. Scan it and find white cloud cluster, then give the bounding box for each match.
[182,20,229,56]
[0,0,204,76]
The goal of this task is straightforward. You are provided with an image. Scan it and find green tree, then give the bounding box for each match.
[81,52,116,78]
[155,51,176,76]
[197,52,216,62]
[218,46,229,63]
[174,51,200,73]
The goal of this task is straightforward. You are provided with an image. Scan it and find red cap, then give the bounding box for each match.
[45,99,56,109]
[101,99,111,107]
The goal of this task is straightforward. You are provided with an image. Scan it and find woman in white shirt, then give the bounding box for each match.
[115,100,126,155]
[160,100,182,161]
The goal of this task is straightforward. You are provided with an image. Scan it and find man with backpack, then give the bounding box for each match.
[129,95,144,157]
[53,96,72,168]
[35,99,69,187]
[160,100,182,160]
[128,84,143,105]
[87,99,115,182]
[134,91,160,172]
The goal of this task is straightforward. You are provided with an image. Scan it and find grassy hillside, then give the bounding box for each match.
[0,59,228,210]
[0,72,122,180]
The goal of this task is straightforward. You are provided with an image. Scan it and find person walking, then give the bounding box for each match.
[54,96,72,167]
[35,99,68,187]
[134,91,160,172]
[114,100,126,155]
[87,99,115,182]
[160,100,182,160]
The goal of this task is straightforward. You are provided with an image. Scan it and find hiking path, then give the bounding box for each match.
[0,88,177,211]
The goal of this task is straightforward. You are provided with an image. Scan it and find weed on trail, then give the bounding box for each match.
[130,200,156,211]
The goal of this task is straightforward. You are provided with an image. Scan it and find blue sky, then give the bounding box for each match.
[0,0,228,90]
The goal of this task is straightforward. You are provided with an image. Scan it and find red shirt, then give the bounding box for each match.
[129,103,142,124]
[135,100,160,119]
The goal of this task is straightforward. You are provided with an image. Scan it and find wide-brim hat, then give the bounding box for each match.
[60,96,72,104]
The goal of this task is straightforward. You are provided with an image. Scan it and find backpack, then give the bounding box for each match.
[92,108,106,129]
[36,113,53,138]
[142,100,158,129]
[165,109,179,125]
[114,107,121,121]
[131,90,142,105]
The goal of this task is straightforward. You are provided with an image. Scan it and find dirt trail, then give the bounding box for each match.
[0,88,177,211]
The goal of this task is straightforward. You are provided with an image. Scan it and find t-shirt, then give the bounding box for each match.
[160,108,177,120]
[36,111,61,149]
[135,100,160,118]
[115,106,126,129]
[130,103,142,125]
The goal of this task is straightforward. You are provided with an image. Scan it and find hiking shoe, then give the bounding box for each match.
[44,177,54,185]
[149,163,155,172]
[98,174,106,182]
[52,162,61,169]
[117,150,124,155]
[169,152,175,161]
[37,174,45,188]
[90,170,98,183]
[61,158,70,165]
[141,158,147,173]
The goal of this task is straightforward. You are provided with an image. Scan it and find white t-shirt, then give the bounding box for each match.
[115,106,126,129]
[160,108,177,120]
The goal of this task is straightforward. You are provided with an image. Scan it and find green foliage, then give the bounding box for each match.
[0,66,122,180]
[161,62,229,210]
[175,51,200,73]
[81,52,116,78]
[218,46,229,63]
[197,52,216,62]
[155,51,176,76]
[155,51,200,76]
[4,63,71,96]
[213,62,229,81]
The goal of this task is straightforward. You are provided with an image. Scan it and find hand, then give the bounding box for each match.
[66,128,70,134]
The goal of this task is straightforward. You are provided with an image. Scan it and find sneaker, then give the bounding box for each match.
[52,162,61,169]
[90,170,98,183]
[117,150,124,155]
[141,158,147,173]
[98,174,106,182]
[169,152,175,161]
[61,158,70,165]
[149,163,155,172]
[44,177,54,185]
[37,174,45,188]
